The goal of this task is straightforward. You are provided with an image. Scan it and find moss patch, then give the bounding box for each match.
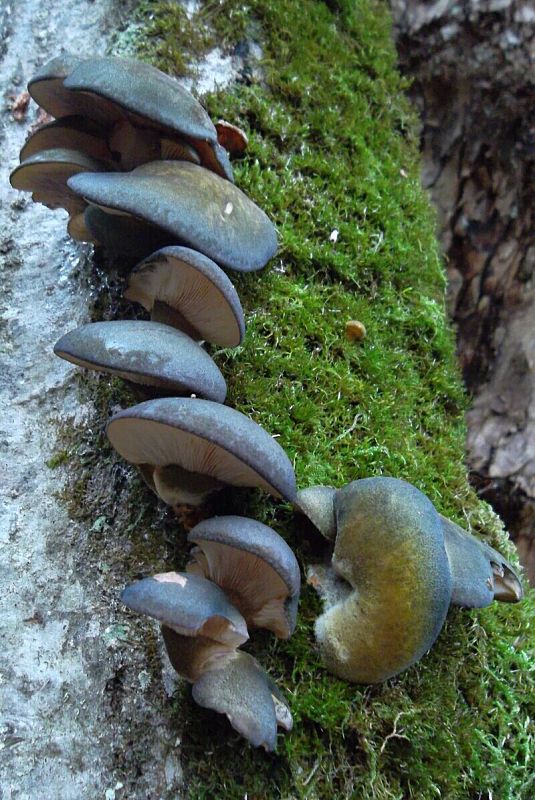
[55,0,535,797]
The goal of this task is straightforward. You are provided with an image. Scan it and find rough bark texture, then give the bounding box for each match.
[391,0,535,582]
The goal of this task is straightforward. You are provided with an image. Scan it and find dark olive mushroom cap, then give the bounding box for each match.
[314,478,452,683]
[106,397,297,501]
[121,571,248,647]
[187,515,301,637]
[67,161,278,271]
[192,651,292,751]
[20,116,114,165]
[126,246,245,347]
[63,57,232,180]
[10,148,106,215]
[53,320,227,402]
[83,205,175,256]
[440,515,523,607]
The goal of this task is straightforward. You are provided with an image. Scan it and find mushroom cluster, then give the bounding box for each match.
[12,53,525,753]
[122,516,300,750]
[12,54,298,750]
[296,477,523,683]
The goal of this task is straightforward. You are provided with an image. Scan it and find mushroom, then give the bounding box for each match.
[106,397,297,507]
[186,515,301,637]
[83,205,175,258]
[125,246,245,347]
[295,477,523,683]
[10,147,106,215]
[121,571,248,647]
[29,55,233,178]
[215,120,249,155]
[67,161,278,271]
[191,648,292,751]
[121,574,292,750]
[53,320,227,402]
[20,116,114,166]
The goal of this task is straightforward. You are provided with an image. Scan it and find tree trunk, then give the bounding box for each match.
[391,0,535,582]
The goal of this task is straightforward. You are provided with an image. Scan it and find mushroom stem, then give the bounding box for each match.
[153,464,224,507]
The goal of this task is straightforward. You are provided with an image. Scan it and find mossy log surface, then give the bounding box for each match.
[57,1,535,797]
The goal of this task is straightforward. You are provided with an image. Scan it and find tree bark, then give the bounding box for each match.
[391,0,535,581]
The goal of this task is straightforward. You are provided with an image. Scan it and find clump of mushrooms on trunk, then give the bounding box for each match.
[10,53,525,753]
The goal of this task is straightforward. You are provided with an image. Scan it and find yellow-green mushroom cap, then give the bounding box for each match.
[53,320,227,402]
[314,477,452,683]
[187,515,301,638]
[106,397,297,505]
[125,246,245,347]
[67,161,277,271]
[121,571,248,647]
[192,650,292,751]
[63,57,233,180]
[10,148,106,215]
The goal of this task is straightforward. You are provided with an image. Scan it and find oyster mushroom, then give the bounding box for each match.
[67,161,278,271]
[10,147,106,215]
[29,55,232,178]
[106,397,297,507]
[295,477,523,683]
[121,571,248,647]
[187,515,301,637]
[53,320,227,402]
[20,116,114,166]
[125,246,245,347]
[122,574,292,750]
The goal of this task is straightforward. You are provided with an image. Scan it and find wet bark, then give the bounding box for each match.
[390,0,535,582]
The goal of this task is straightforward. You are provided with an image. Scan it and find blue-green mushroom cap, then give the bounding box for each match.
[53,320,227,402]
[187,515,301,637]
[67,161,277,271]
[121,571,248,647]
[106,397,297,504]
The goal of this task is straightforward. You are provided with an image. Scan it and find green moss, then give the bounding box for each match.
[54,0,535,797]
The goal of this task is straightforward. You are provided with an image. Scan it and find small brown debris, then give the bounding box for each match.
[28,107,54,135]
[345,320,367,342]
[11,91,30,121]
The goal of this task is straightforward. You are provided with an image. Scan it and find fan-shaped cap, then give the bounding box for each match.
[192,651,292,751]
[20,116,114,165]
[53,320,227,402]
[187,515,301,638]
[63,57,232,180]
[106,397,297,502]
[441,515,523,607]
[126,246,245,347]
[27,55,84,117]
[121,571,248,647]
[67,161,278,271]
[10,148,106,215]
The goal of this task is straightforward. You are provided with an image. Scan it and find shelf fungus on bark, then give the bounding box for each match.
[28,55,233,178]
[121,572,292,750]
[186,515,301,638]
[53,320,227,403]
[295,477,523,683]
[125,246,245,347]
[67,161,278,271]
[106,397,297,508]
